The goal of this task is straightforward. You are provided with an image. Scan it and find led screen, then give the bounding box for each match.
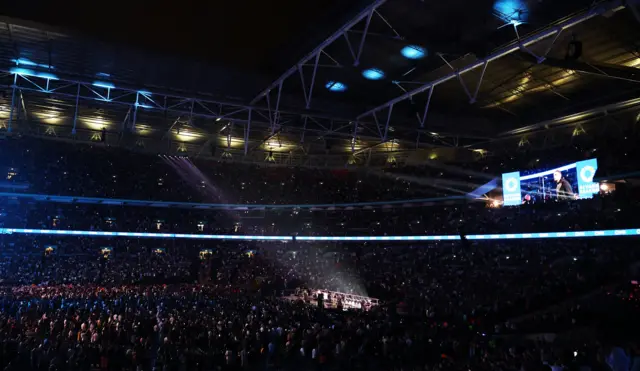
[501,159,599,206]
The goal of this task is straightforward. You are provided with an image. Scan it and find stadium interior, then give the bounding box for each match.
[0,0,640,370]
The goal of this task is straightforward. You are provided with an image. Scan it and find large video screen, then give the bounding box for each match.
[502,159,599,206]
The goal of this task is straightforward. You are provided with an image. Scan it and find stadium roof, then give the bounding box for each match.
[1,0,640,167]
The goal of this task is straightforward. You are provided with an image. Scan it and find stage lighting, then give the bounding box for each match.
[401,45,426,60]
[493,0,529,25]
[92,81,115,89]
[362,68,385,80]
[325,81,347,92]
[9,67,59,80]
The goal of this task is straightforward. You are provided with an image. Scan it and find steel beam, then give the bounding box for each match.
[382,104,394,141]
[226,122,234,149]
[351,121,358,152]
[131,92,140,132]
[354,8,375,66]
[119,108,131,135]
[497,96,640,138]
[18,90,27,122]
[305,53,320,109]
[71,83,80,134]
[418,87,434,128]
[300,116,308,143]
[357,0,626,120]
[471,61,489,104]
[1,67,360,128]
[244,109,252,155]
[3,65,484,149]
[3,70,483,144]
[520,54,640,84]
[628,0,640,23]
[250,0,388,105]
[7,75,16,132]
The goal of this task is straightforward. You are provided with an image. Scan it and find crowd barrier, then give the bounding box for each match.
[1,228,640,241]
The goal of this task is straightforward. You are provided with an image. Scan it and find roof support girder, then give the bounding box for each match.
[520,54,640,84]
[250,0,388,106]
[483,96,640,141]
[357,0,627,121]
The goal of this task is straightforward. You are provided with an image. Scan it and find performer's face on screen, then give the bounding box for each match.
[553,171,562,182]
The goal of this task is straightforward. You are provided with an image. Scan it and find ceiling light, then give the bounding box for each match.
[362,68,385,80]
[401,45,427,60]
[325,81,347,92]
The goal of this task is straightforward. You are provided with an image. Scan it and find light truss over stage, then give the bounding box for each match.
[0,65,479,168]
[0,191,465,210]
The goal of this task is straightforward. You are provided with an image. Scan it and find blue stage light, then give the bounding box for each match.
[362,68,385,80]
[12,58,54,69]
[13,58,37,67]
[401,45,426,60]
[325,81,347,92]
[493,0,529,25]
[10,67,34,76]
[93,81,115,89]
[10,67,59,80]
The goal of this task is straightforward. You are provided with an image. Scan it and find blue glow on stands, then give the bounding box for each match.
[325,81,347,92]
[12,58,54,69]
[493,0,529,25]
[12,58,37,66]
[1,228,639,241]
[93,81,115,89]
[401,45,426,60]
[465,229,640,239]
[10,67,59,80]
[0,229,292,241]
[362,68,385,80]
[296,235,459,241]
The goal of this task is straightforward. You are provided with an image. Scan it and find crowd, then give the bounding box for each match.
[0,135,639,370]
[0,136,436,204]
[0,233,638,370]
[2,129,640,206]
[1,191,639,237]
